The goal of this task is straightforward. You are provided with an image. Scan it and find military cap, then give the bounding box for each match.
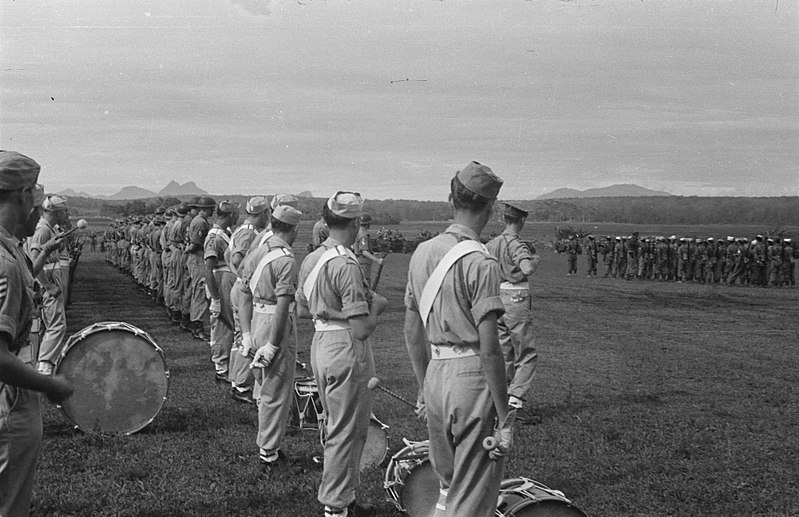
[217,200,239,214]
[0,151,40,190]
[327,191,363,219]
[154,206,166,215]
[679,237,685,242]
[176,202,190,215]
[615,236,621,241]
[606,235,612,240]
[272,205,302,226]
[270,193,299,210]
[187,196,201,207]
[707,237,714,242]
[455,161,503,200]
[164,207,176,217]
[727,236,735,242]
[756,234,764,240]
[194,196,216,209]
[246,196,269,214]
[360,212,373,225]
[767,238,774,244]
[784,238,792,243]
[588,234,594,240]
[43,195,69,212]
[153,215,166,225]
[502,202,528,219]
[669,235,676,240]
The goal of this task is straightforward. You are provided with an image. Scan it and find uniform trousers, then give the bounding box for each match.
[0,381,43,517]
[180,253,192,316]
[209,269,235,375]
[426,354,504,517]
[169,247,185,313]
[254,311,297,454]
[498,289,537,402]
[311,328,375,509]
[59,259,70,307]
[149,251,162,297]
[38,269,66,366]
[186,253,208,323]
[161,250,172,307]
[228,282,254,392]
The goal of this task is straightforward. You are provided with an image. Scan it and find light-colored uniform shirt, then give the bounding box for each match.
[204,224,230,268]
[0,228,35,354]
[239,235,297,303]
[486,229,535,284]
[405,224,504,347]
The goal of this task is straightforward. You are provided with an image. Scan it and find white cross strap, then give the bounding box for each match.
[248,247,293,294]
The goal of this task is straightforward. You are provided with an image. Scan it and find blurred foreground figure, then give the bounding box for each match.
[0,151,73,516]
[403,161,511,517]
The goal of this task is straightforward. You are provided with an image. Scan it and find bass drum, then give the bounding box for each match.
[360,413,390,471]
[384,439,438,517]
[55,322,169,435]
[495,478,588,517]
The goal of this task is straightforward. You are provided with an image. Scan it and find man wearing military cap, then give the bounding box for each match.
[354,212,385,287]
[487,202,541,426]
[239,205,303,469]
[312,207,330,251]
[227,196,270,403]
[185,196,215,340]
[0,151,74,516]
[204,200,238,381]
[404,161,511,517]
[297,191,387,517]
[26,194,70,375]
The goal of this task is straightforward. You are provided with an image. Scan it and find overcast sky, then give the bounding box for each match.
[1,0,797,200]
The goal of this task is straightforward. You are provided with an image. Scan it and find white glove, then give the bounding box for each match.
[251,342,279,369]
[209,298,221,317]
[488,408,516,461]
[240,332,253,358]
[415,400,427,423]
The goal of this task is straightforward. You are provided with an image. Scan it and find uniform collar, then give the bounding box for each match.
[268,234,291,250]
[445,223,481,242]
[501,228,520,238]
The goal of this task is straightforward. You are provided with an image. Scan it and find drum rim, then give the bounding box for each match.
[55,321,170,435]
[384,439,432,512]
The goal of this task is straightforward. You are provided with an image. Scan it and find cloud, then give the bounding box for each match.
[229,0,271,16]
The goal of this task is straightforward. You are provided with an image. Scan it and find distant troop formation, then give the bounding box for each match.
[566,233,796,287]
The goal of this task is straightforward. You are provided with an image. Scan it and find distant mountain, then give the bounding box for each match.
[57,188,95,198]
[298,191,314,198]
[158,180,207,197]
[537,184,673,199]
[108,186,158,200]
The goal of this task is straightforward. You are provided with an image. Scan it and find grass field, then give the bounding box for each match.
[34,221,798,516]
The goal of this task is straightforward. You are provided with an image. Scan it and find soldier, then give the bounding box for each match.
[782,238,795,287]
[601,236,614,277]
[613,237,624,278]
[404,162,510,517]
[354,212,385,287]
[296,191,387,517]
[486,202,541,425]
[26,195,69,375]
[148,214,166,304]
[626,234,639,280]
[227,196,270,403]
[0,151,74,516]
[584,235,598,277]
[726,238,746,285]
[566,234,580,276]
[166,203,189,324]
[180,199,200,331]
[311,211,330,250]
[240,205,303,470]
[204,200,238,382]
[185,196,215,340]
[705,237,718,283]
[768,238,783,287]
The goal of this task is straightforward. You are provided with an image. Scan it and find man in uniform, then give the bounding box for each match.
[227,196,270,403]
[486,202,541,426]
[782,238,795,287]
[311,210,330,250]
[179,199,200,331]
[204,200,238,382]
[185,196,215,340]
[240,205,302,469]
[566,234,580,276]
[0,151,74,516]
[296,191,387,517]
[26,195,69,375]
[353,212,385,288]
[404,162,511,517]
[584,234,597,277]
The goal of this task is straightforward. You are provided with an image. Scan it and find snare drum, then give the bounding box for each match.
[495,478,588,517]
[361,413,390,471]
[385,439,438,517]
[55,322,169,435]
[293,377,323,429]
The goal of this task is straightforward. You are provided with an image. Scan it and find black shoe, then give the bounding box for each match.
[347,501,375,517]
[515,410,542,426]
[231,389,255,405]
[215,372,229,384]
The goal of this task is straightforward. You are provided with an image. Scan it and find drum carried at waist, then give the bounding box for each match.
[55,321,169,435]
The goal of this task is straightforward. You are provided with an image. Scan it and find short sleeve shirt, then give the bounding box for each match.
[239,235,297,303]
[354,228,371,257]
[486,229,535,284]
[312,219,329,248]
[203,225,230,266]
[0,227,34,353]
[405,224,504,347]
[189,214,211,250]
[296,237,370,321]
[27,219,59,266]
[225,221,258,274]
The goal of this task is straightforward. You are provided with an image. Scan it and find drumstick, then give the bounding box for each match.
[59,219,89,239]
[367,377,416,409]
[370,254,386,291]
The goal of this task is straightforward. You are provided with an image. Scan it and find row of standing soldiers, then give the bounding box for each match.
[571,234,796,287]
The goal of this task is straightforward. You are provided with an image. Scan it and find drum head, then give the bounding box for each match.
[360,418,389,471]
[498,479,588,517]
[505,499,588,517]
[57,323,169,434]
[400,460,439,517]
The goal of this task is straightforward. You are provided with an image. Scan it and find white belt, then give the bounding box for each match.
[314,319,351,332]
[430,344,478,360]
[213,265,232,273]
[43,263,61,271]
[500,281,528,290]
[59,259,70,267]
[253,301,296,314]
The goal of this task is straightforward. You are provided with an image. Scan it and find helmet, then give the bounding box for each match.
[360,212,373,225]
[194,196,216,209]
